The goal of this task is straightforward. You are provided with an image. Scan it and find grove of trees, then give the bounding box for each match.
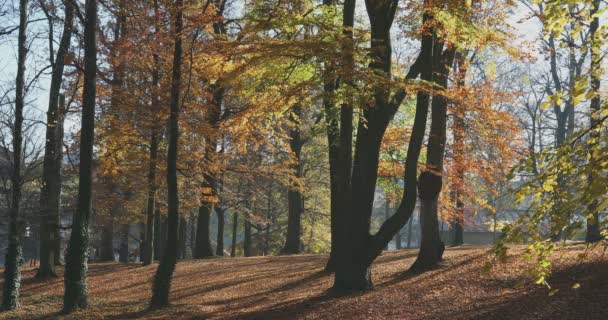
[0,0,605,313]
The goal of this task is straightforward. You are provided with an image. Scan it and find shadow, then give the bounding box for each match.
[461,260,608,320]
[379,251,486,288]
[217,289,341,320]
[201,270,329,309]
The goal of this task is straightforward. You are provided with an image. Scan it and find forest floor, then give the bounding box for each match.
[0,244,607,320]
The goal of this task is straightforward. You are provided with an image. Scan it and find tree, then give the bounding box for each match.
[2,0,28,310]
[37,0,74,279]
[585,0,602,243]
[62,0,97,312]
[332,0,432,290]
[282,105,304,254]
[150,0,183,308]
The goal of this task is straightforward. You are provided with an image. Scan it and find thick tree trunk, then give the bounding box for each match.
[324,0,354,273]
[332,0,432,291]
[150,0,183,308]
[63,0,96,313]
[586,0,603,243]
[282,105,304,254]
[38,2,73,279]
[231,212,238,257]
[2,0,27,310]
[194,205,214,258]
[215,207,225,256]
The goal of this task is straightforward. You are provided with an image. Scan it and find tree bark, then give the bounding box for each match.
[215,207,225,256]
[142,132,158,265]
[411,39,456,272]
[282,105,304,254]
[37,1,73,280]
[150,0,183,308]
[451,52,466,247]
[177,216,187,259]
[153,206,162,260]
[2,0,27,310]
[194,205,215,258]
[333,0,429,290]
[98,217,114,261]
[323,0,354,273]
[231,212,238,257]
[243,219,252,257]
[63,0,96,312]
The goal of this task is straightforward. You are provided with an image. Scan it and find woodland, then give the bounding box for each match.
[0,0,606,318]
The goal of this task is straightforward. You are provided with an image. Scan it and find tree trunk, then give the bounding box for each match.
[282,105,304,254]
[407,214,413,248]
[63,0,96,312]
[177,216,187,260]
[243,219,252,257]
[119,224,129,263]
[194,205,214,258]
[153,206,162,260]
[323,0,354,273]
[586,0,603,243]
[98,217,114,261]
[143,133,159,265]
[451,52,466,247]
[2,0,27,310]
[384,200,390,250]
[231,212,238,257]
[333,0,429,291]
[411,39,456,272]
[150,0,183,308]
[37,1,73,279]
[215,207,225,256]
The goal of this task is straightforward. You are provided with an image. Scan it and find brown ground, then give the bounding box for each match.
[0,245,606,319]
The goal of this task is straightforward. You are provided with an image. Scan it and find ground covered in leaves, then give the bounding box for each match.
[1,245,606,319]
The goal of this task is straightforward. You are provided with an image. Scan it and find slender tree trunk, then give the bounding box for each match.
[243,219,252,257]
[144,0,163,266]
[282,105,304,254]
[215,207,225,256]
[143,133,159,265]
[177,216,187,259]
[154,206,162,260]
[98,217,114,261]
[2,0,27,310]
[407,214,413,248]
[37,2,73,279]
[231,212,238,257]
[63,0,96,312]
[451,52,466,247]
[586,0,603,243]
[150,0,183,308]
[411,40,456,272]
[384,200,390,250]
[119,224,129,263]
